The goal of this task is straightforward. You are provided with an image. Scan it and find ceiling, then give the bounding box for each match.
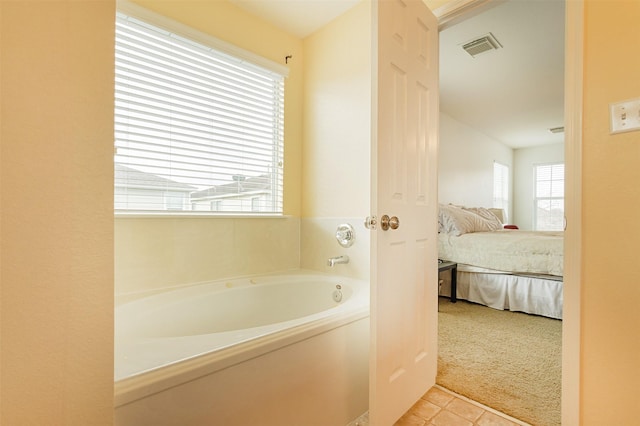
[230,0,565,149]
[439,0,565,148]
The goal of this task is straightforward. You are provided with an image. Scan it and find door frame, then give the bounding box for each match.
[432,0,583,424]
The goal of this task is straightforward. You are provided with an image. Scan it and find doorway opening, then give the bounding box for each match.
[433,0,580,424]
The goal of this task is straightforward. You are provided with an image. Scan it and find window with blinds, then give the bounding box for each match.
[493,162,509,217]
[534,163,565,231]
[114,8,286,214]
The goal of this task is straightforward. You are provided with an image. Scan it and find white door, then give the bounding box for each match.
[369,0,439,424]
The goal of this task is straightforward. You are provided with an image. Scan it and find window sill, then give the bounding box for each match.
[114,211,289,219]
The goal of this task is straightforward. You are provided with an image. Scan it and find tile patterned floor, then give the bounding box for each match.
[394,386,530,426]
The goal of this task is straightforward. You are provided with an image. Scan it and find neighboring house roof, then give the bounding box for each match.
[115,164,195,192]
[190,174,272,200]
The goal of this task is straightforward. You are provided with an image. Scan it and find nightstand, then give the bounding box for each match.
[438,260,457,303]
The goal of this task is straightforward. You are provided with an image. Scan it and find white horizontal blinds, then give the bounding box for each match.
[534,163,565,230]
[114,11,285,213]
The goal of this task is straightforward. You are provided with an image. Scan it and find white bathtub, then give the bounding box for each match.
[115,271,370,426]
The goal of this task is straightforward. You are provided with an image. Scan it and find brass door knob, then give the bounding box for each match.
[380,215,400,231]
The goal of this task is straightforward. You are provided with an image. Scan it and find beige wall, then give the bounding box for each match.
[582,1,640,423]
[301,1,371,219]
[0,1,115,424]
[115,217,300,300]
[300,1,371,280]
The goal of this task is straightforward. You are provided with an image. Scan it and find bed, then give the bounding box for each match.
[438,204,563,319]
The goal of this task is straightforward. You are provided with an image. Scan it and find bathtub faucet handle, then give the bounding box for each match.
[327,255,349,267]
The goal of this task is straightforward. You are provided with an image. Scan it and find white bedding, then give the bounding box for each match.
[438,230,564,277]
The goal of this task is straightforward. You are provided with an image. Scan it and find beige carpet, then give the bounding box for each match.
[437,298,562,426]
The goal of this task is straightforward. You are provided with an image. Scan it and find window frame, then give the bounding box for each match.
[114,1,288,217]
[533,162,565,231]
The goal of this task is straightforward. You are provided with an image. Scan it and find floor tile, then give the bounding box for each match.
[445,397,485,422]
[394,413,427,426]
[421,386,455,407]
[409,399,441,421]
[373,385,529,426]
[476,411,522,426]
[430,409,473,426]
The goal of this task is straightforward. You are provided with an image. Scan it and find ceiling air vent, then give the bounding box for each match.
[461,33,502,58]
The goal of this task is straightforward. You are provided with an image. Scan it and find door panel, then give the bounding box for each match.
[370,0,439,424]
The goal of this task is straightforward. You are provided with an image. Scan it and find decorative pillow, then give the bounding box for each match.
[438,204,502,236]
[462,207,503,226]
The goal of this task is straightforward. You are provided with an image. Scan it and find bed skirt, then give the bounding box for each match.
[439,268,563,319]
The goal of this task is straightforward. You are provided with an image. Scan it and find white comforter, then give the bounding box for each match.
[438,230,564,276]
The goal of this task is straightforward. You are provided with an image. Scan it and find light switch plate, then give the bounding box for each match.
[610,98,640,134]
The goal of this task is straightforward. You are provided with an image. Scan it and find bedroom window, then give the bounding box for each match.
[534,163,565,231]
[114,5,287,215]
[493,162,509,216]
